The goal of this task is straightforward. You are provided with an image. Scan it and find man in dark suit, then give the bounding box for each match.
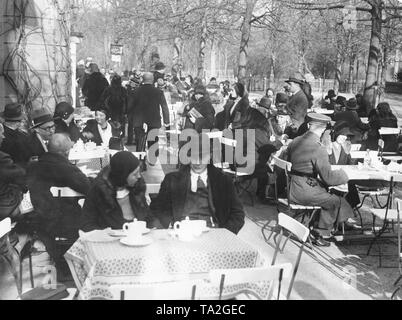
[27,108,56,160]
[0,103,32,167]
[151,134,245,234]
[334,99,370,144]
[26,133,91,270]
[287,114,355,247]
[285,77,309,130]
[127,72,170,152]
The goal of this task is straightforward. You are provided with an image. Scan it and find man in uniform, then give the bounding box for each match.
[287,113,355,247]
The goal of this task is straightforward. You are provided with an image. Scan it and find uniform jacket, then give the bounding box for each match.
[0,125,32,167]
[81,166,162,232]
[150,165,245,234]
[286,90,309,128]
[287,131,348,205]
[127,84,170,129]
[26,152,90,235]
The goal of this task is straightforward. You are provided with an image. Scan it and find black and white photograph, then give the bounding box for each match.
[1,0,402,304]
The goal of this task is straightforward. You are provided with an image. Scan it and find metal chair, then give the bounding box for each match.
[220,137,256,205]
[266,156,321,228]
[209,263,292,300]
[366,176,396,267]
[20,187,85,290]
[264,213,310,299]
[109,279,202,300]
[391,198,402,299]
[0,217,21,296]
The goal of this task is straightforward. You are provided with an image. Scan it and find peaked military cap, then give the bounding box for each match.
[307,113,331,126]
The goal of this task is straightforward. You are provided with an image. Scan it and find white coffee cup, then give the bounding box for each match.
[123,219,146,240]
[188,220,207,237]
[173,219,194,242]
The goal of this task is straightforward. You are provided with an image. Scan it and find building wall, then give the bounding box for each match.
[0,0,71,114]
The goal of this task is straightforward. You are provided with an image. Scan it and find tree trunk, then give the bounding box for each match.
[348,54,355,94]
[210,39,216,79]
[355,57,360,93]
[197,14,207,79]
[334,48,342,93]
[237,0,257,84]
[363,1,382,113]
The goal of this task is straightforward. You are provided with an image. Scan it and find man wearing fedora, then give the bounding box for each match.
[127,72,170,151]
[285,77,310,130]
[333,98,370,144]
[151,134,245,235]
[287,114,355,246]
[28,108,56,159]
[323,89,337,110]
[0,103,32,167]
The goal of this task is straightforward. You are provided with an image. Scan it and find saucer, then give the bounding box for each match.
[120,236,153,247]
[109,228,151,237]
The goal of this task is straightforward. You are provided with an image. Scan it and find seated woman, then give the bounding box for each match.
[80,151,162,232]
[327,122,361,212]
[366,102,398,152]
[82,109,121,147]
[54,102,83,143]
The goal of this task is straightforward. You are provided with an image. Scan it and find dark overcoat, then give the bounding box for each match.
[150,165,245,234]
[286,90,309,129]
[80,166,162,232]
[26,152,91,237]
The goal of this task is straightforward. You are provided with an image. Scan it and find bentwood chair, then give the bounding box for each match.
[209,263,292,300]
[261,213,310,299]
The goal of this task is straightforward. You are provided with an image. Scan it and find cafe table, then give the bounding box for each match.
[308,108,334,115]
[332,165,402,183]
[64,229,269,300]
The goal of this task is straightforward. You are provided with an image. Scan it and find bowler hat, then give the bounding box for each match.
[1,103,24,121]
[285,77,305,86]
[276,92,289,105]
[30,108,54,129]
[325,90,336,100]
[257,97,272,109]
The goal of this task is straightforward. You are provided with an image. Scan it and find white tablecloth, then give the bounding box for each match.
[65,229,268,300]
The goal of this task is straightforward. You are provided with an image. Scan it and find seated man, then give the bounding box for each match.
[287,114,355,246]
[81,151,162,232]
[26,134,91,267]
[0,103,32,168]
[151,134,245,234]
[28,108,56,160]
[0,123,26,221]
